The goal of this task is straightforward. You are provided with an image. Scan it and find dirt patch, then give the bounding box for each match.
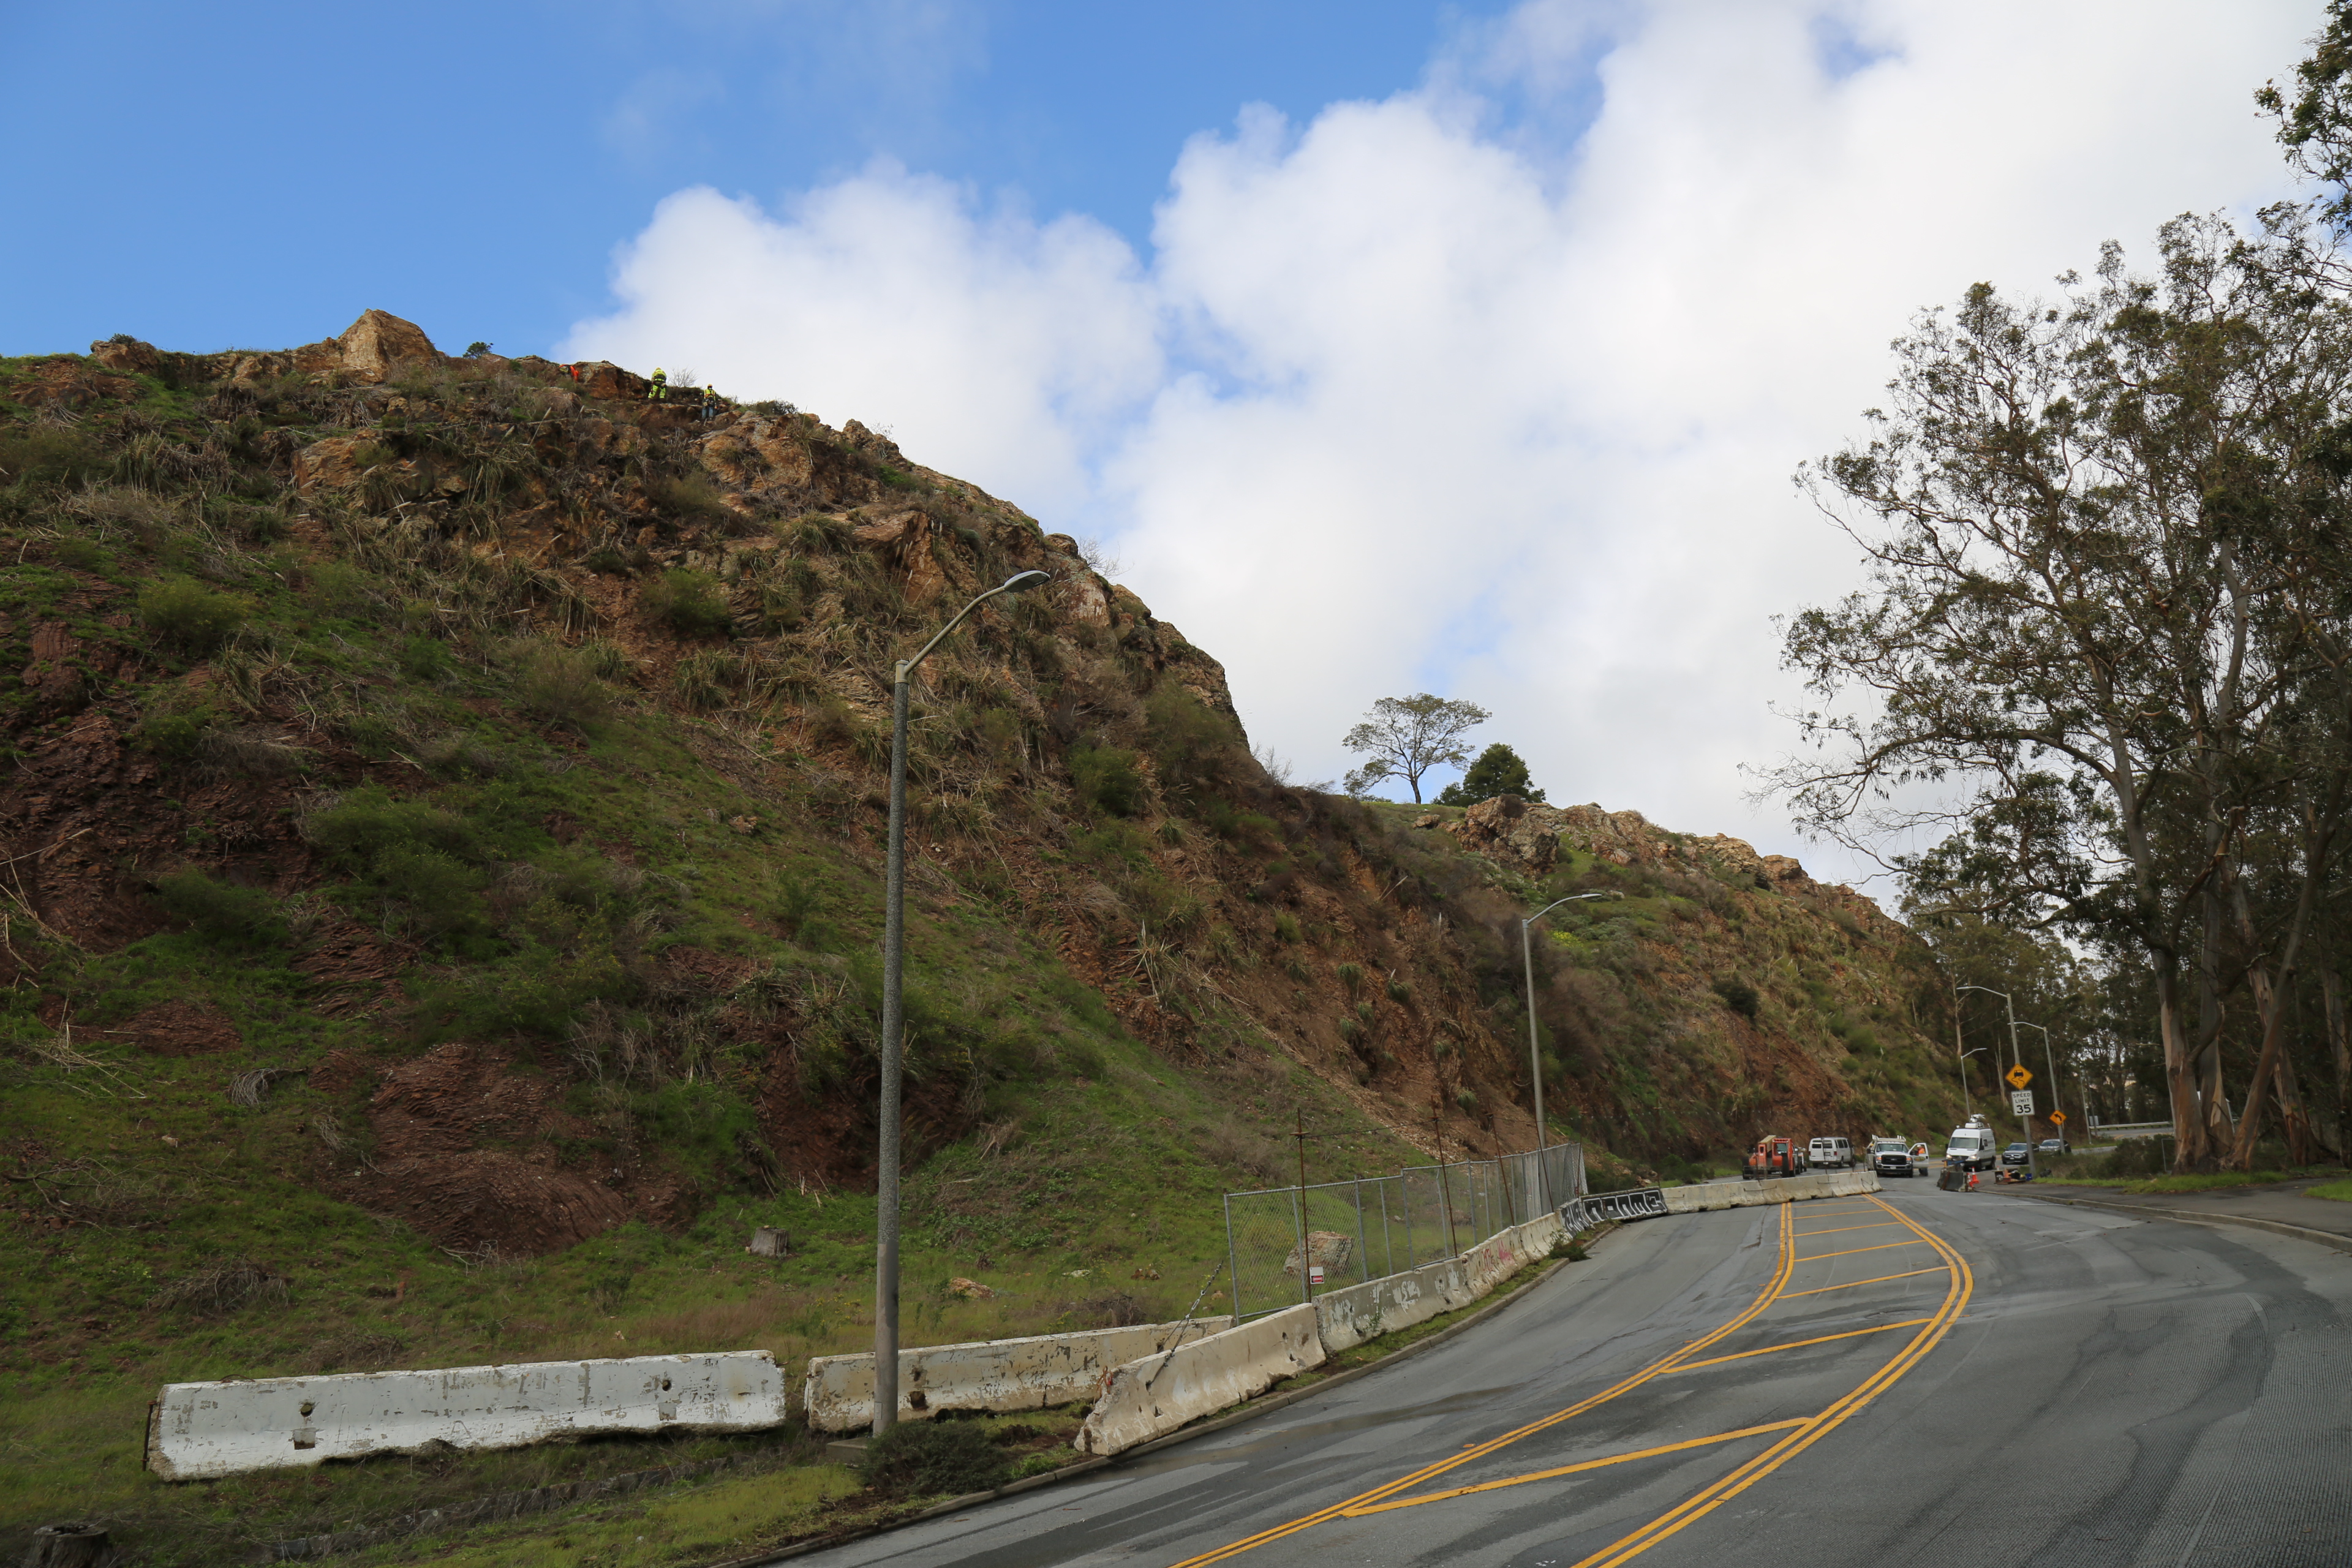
[340,1150,630,1257]
[290,914,412,1016]
[105,997,243,1056]
[370,1042,558,1157]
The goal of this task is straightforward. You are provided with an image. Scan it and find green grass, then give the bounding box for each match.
[2037,1169,2337,1194]
[2304,1179,2352,1203]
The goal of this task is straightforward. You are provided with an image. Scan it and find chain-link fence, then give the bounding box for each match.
[1223,1142,1583,1321]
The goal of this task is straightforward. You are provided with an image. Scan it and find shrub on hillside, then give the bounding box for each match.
[1144,684,1241,791]
[641,568,734,638]
[138,576,247,654]
[644,473,736,526]
[514,644,611,729]
[1712,978,1761,1020]
[860,1418,1011,1499]
[1069,742,1145,816]
[153,869,285,948]
[0,426,108,488]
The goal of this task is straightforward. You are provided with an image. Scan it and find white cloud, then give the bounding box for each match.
[568,0,2315,896]
[562,174,1159,518]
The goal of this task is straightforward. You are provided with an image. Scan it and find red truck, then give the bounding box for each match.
[1744,1135,1807,1179]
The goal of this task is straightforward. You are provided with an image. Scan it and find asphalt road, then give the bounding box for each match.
[791,1180,2352,1567]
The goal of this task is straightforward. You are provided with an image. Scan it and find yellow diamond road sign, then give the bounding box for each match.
[2048,1110,2068,1126]
[2006,1064,2034,1090]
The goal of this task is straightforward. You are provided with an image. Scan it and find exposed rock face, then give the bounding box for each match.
[97,311,442,388]
[1444,795,1904,940]
[329,308,439,381]
[88,336,162,374]
[1455,795,1559,873]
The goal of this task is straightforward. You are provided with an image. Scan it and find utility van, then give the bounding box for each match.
[1945,1115,1999,1172]
[1808,1136,1853,1169]
[1869,1136,1914,1178]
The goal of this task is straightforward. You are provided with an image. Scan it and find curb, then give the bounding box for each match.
[718,1228,1615,1567]
[2020,1189,2352,1256]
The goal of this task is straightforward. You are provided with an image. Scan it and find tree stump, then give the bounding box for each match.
[23,1522,109,1568]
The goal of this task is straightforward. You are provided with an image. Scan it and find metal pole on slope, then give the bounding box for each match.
[872,570,1050,1439]
[1952,984,1974,1121]
[1959,984,2034,1178]
[1294,1107,1312,1306]
[1433,1087,1458,1261]
[1521,892,1616,1215]
[2018,1021,2065,1147]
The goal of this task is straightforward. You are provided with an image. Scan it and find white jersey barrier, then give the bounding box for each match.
[146,1352,785,1482]
[1077,1212,1570,1457]
[1662,1170,1881,1213]
[803,1318,1231,1434]
[1074,1304,1324,1456]
[1314,1258,1473,1354]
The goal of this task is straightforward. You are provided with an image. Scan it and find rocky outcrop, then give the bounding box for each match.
[94,309,445,388]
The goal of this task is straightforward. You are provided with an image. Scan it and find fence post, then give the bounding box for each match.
[1353,1178,1370,1283]
[1291,1185,1309,1307]
[1378,1175,1394,1278]
[1403,1171,1415,1269]
[1224,1193,1242,1321]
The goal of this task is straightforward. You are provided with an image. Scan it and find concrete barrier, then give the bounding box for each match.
[803,1318,1232,1434]
[1661,1170,1882,1213]
[146,1351,785,1482]
[1314,1257,1473,1353]
[1074,1304,1323,1457]
[1563,1188,1668,1229]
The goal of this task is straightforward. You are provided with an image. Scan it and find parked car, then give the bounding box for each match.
[2001,1142,2031,1166]
[1809,1136,1854,1169]
[1869,1137,1915,1178]
[2037,1137,2069,1154]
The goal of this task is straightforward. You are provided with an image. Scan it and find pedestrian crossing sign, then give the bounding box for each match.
[2005,1064,2033,1090]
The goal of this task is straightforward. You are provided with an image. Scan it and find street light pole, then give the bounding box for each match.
[2017,1021,2064,1145]
[873,569,1050,1439]
[1521,892,1617,1215]
[1951,986,1973,1120]
[1959,983,2035,1180]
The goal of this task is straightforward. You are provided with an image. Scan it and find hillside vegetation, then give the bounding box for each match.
[0,313,1962,1561]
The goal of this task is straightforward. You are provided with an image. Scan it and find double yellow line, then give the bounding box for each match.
[1161,1206,1801,1568]
[1163,1196,1969,1568]
[1566,1197,1972,1567]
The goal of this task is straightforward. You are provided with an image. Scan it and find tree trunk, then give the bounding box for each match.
[2326,968,2352,1166]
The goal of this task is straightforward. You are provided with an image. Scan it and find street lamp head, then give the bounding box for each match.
[998,570,1052,594]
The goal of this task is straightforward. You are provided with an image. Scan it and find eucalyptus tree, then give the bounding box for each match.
[1767,213,2352,1169]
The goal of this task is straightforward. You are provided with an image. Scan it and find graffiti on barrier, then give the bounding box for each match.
[1559,1188,1668,1231]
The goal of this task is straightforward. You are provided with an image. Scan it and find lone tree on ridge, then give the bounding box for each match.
[1436,742,1545,807]
[1342,693,1490,803]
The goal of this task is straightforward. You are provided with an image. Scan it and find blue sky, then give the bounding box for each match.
[0,1,2320,888]
[1,1,1504,358]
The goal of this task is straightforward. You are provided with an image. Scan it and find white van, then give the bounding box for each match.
[1808,1137,1853,1169]
[1945,1115,1998,1172]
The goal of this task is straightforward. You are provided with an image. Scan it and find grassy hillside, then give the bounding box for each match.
[0,318,1964,1562]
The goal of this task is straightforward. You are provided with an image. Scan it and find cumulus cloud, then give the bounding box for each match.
[563,173,1159,518]
[567,0,2313,892]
